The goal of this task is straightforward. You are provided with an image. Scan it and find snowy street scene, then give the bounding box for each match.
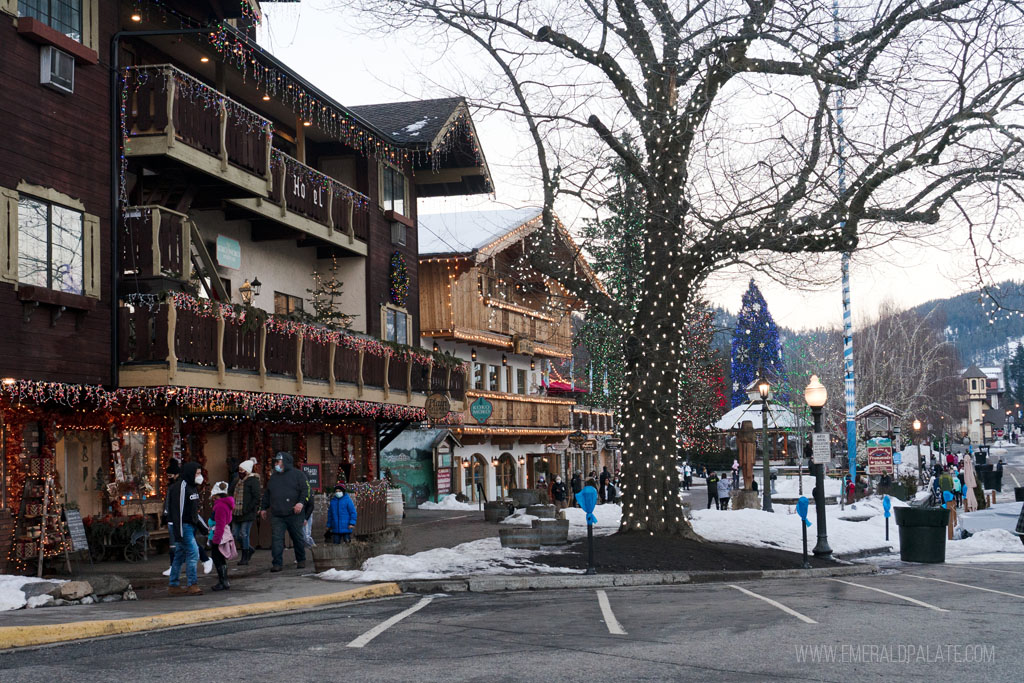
[4,0,1024,681]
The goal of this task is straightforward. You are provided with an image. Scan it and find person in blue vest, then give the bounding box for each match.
[327,481,358,544]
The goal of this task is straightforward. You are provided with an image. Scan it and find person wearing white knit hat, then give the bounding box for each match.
[231,457,261,565]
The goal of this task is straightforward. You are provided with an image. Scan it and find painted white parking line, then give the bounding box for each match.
[951,566,1024,576]
[347,597,434,648]
[1009,471,1020,487]
[596,590,627,635]
[829,579,948,612]
[728,584,817,624]
[908,575,1024,599]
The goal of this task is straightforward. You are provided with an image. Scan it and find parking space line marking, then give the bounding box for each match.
[728,585,817,624]
[949,566,1024,575]
[347,597,434,648]
[829,579,948,612]
[596,590,627,635]
[908,575,1024,599]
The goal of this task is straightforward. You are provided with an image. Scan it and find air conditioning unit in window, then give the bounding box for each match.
[40,45,74,94]
[390,221,407,246]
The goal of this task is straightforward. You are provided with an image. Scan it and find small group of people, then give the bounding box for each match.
[545,466,619,509]
[705,471,736,510]
[164,451,359,596]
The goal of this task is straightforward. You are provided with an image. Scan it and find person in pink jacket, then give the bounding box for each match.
[209,482,235,592]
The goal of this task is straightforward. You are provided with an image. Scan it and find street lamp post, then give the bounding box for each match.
[758,373,773,512]
[804,376,831,557]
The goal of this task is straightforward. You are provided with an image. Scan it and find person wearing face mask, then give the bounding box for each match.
[259,452,309,572]
[167,462,205,595]
[231,458,261,566]
[326,481,358,543]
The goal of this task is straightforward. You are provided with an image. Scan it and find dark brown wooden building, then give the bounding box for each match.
[0,0,490,571]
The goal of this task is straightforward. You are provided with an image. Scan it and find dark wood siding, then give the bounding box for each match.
[0,5,116,386]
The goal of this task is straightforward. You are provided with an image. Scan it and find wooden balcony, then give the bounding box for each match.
[458,390,574,442]
[124,64,272,197]
[120,206,191,281]
[225,150,370,256]
[118,298,466,411]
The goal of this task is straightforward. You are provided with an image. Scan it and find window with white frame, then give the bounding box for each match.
[18,194,84,294]
[379,163,407,216]
[516,368,527,395]
[383,306,409,345]
[18,0,81,41]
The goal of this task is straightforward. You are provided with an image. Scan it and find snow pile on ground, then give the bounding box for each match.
[838,495,909,519]
[559,504,623,529]
[691,506,897,556]
[417,494,482,512]
[499,510,539,526]
[772,476,841,499]
[0,575,60,612]
[319,537,580,582]
[945,529,1024,560]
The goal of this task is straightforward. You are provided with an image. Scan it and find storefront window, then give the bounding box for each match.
[122,432,158,491]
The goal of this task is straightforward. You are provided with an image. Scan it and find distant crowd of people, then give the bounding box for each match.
[541,466,619,509]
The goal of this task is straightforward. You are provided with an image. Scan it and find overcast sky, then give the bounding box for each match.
[256,2,1009,332]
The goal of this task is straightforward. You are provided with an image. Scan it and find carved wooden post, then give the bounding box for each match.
[382,354,390,400]
[258,325,267,389]
[218,100,229,171]
[150,209,162,277]
[357,349,365,397]
[216,306,226,385]
[295,334,304,392]
[406,358,413,401]
[346,198,355,244]
[328,342,337,394]
[264,127,273,191]
[166,299,178,381]
[180,212,192,281]
[165,70,176,148]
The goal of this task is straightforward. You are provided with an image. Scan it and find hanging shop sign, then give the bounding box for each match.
[567,429,586,447]
[425,393,451,422]
[215,235,242,270]
[470,397,493,424]
[604,439,622,449]
[581,439,597,451]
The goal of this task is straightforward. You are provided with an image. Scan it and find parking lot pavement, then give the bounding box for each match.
[3,561,1021,682]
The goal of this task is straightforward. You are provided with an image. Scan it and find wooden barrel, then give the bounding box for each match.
[511,488,540,508]
[484,501,511,523]
[526,504,556,519]
[311,541,365,571]
[386,488,404,526]
[532,518,569,545]
[498,527,542,549]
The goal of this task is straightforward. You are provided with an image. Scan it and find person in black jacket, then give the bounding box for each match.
[260,452,308,572]
[551,476,568,509]
[231,458,261,566]
[167,461,204,595]
[570,471,583,506]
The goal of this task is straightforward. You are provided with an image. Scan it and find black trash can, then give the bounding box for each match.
[1014,487,1024,503]
[975,451,987,466]
[894,507,949,563]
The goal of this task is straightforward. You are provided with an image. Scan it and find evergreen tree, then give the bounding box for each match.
[307,257,355,328]
[730,280,786,407]
[1007,344,1024,404]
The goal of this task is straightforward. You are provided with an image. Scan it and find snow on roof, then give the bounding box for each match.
[714,400,810,431]
[418,207,543,256]
[855,402,900,418]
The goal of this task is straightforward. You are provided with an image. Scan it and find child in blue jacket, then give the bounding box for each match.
[327,482,358,543]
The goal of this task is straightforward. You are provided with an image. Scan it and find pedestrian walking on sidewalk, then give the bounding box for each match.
[231,458,260,566]
[302,477,316,549]
[707,471,720,510]
[717,472,732,510]
[570,471,583,507]
[552,476,568,509]
[599,467,612,502]
[209,481,235,591]
[167,462,204,595]
[260,452,308,572]
[327,482,358,543]
[682,463,692,491]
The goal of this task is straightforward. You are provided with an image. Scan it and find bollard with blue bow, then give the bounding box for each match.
[796,496,812,569]
[577,484,599,574]
[882,495,891,541]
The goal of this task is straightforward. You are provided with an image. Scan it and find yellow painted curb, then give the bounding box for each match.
[0,583,402,650]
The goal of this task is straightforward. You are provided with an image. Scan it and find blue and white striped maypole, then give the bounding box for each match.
[834,0,857,481]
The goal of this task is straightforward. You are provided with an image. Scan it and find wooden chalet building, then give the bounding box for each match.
[417,208,607,501]
[0,0,490,569]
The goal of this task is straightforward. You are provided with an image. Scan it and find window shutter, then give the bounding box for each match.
[83,213,101,298]
[0,187,18,284]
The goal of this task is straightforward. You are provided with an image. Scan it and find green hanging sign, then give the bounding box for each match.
[470,397,493,424]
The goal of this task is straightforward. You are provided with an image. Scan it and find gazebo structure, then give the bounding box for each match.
[714,380,810,462]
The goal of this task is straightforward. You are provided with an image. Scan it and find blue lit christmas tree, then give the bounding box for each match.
[730,280,786,407]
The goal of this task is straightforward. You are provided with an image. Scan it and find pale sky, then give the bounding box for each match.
[256,2,1005,332]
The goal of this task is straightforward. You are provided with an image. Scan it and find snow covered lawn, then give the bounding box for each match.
[319,537,581,582]
[500,504,623,538]
[771,476,841,499]
[417,494,484,512]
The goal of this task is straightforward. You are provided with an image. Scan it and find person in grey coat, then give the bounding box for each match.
[259,452,309,571]
[717,472,732,510]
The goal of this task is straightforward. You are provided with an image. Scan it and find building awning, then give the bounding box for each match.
[714,400,810,431]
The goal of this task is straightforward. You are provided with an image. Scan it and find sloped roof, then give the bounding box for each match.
[349,97,466,145]
[418,208,544,255]
[714,400,811,431]
[855,402,900,418]
[962,364,987,379]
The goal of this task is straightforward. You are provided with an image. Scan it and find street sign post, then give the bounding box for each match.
[812,433,830,465]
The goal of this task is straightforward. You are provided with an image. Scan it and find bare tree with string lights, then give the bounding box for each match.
[346,0,1024,536]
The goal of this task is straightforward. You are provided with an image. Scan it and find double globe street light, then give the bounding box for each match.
[804,375,831,557]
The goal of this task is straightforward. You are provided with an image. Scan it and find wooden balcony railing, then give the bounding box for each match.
[121,206,191,280]
[124,64,272,185]
[462,391,573,429]
[118,298,467,403]
[481,300,572,352]
[269,150,370,242]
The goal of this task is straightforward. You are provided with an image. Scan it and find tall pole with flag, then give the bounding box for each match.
[834,0,857,482]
